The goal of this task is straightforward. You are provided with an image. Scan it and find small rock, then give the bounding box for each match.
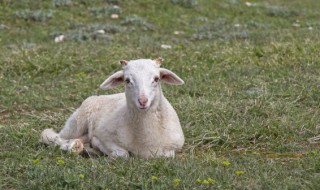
[111,14,119,19]
[54,35,65,43]
[0,24,9,30]
[161,44,172,49]
[17,86,29,93]
[292,23,300,27]
[174,31,184,35]
[96,29,105,34]
[245,2,256,6]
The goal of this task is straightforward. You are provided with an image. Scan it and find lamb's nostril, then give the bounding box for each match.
[138,96,148,106]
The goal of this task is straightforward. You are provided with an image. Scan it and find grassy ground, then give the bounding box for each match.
[1,0,320,189]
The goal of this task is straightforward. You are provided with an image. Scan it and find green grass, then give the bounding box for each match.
[1,0,320,189]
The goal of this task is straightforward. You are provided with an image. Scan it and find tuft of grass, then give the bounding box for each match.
[90,5,122,16]
[15,9,54,22]
[121,15,153,30]
[265,5,300,18]
[53,0,73,7]
[171,0,198,8]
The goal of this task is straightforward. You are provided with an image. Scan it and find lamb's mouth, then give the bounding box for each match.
[138,105,149,110]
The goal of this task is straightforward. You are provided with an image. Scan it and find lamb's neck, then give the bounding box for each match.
[127,95,166,127]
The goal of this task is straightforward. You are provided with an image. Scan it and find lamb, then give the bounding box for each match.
[40,58,185,158]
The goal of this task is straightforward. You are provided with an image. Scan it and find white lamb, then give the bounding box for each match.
[40,58,185,158]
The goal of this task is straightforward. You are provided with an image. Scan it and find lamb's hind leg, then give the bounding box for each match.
[58,110,91,153]
[59,134,90,154]
[91,137,129,158]
[40,129,85,154]
[59,110,88,139]
[41,110,90,154]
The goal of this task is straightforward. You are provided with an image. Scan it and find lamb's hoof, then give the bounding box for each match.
[69,139,84,154]
[111,150,129,158]
[163,150,175,158]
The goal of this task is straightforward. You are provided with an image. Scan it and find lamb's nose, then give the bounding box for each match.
[138,96,148,106]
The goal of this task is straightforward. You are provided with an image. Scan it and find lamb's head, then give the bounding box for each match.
[100,58,184,110]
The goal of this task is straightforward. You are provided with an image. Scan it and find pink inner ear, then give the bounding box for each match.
[109,77,123,87]
[159,68,184,85]
[114,77,123,83]
[162,74,175,83]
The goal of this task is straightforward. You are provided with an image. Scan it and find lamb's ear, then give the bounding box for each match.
[100,71,124,90]
[159,68,184,85]
[119,60,128,66]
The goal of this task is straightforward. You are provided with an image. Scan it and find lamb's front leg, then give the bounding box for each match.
[91,137,129,158]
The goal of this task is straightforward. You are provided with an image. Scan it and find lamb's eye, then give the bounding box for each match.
[154,77,159,83]
[125,78,131,84]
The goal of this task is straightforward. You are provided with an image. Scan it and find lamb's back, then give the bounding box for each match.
[76,93,126,129]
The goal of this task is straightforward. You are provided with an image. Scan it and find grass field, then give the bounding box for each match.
[1,0,320,189]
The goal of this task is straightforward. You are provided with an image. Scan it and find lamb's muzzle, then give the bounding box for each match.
[138,95,148,108]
